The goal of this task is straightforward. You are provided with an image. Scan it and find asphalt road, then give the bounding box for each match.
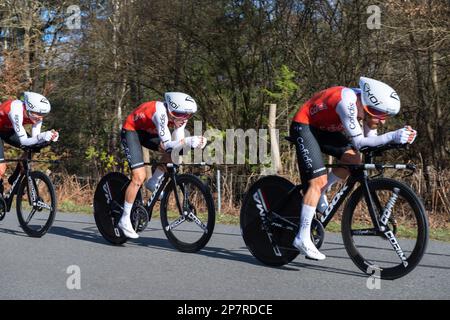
[1,212,449,300]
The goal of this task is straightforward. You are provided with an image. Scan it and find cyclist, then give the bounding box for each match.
[290,77,417,260]
[119,92,207,239]
[0,92,59,193]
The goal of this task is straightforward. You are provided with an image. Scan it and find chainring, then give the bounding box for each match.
[131,204,149,233]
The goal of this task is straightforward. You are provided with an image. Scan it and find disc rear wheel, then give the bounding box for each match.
[240,176,301,266]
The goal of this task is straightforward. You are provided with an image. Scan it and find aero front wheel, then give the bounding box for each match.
[342,178,428,280]
[160,174,215,253]
[240,175,301,267]
[17,171,57,237]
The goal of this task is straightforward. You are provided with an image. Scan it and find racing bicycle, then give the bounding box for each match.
[93,161,216,252]
[240,141,428,279]
[0,142,58,237]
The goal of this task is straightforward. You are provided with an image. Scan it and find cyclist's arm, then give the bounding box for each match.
[8,101,43,146]
[31,120,42,137]
[363,123,377,137]
[173,121,186,141]
[153,102,184,151]
[336,88,395,149]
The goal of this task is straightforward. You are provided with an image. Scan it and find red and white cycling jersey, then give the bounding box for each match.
[293,86,397,149]
[0,99,43,145]
[294,86,347,132]
[123,101,186,150]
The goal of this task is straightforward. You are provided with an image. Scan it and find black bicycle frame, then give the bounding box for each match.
[144,164,183,216]
[3,157,36,212]
[267,166,383,234]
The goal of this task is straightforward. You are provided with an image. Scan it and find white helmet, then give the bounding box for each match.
[164,92,197,116]
[359,77,400,118]
[24,92,51,115]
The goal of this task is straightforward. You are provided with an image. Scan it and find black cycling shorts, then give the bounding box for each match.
[121,129,161,170]
[290,122,352,183]
[0,130,22,163]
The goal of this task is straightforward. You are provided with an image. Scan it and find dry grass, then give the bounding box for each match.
[51,173,95,212]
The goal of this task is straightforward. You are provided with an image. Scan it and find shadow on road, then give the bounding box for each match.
[290,260,367,278]
[196,244,367,277]
[48,226,108,245]
[324,241,450,271]
[24,218,450,276]
[0,227,28,237]
[53,218,96,226]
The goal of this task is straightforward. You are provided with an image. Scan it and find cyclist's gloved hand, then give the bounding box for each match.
[184,136,207,149]
[38,130,54,142]
[392,127,415,144]
[404,126,417,144]
[52,130,59,142]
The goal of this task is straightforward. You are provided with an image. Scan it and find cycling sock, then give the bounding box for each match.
[298,204,316,240]
[145,168,165,191]
[122,201,133,220]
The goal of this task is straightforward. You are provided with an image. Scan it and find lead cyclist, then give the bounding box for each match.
[290,77,417,260]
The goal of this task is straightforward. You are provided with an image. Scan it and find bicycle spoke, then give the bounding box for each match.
[186,211,208,233]
[165,215,186,232]
[36,200,52,211]
[351,228,380,236]
[383,229,409,267]
[25,208,37,224]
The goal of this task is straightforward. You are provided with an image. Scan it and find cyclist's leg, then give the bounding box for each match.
[290,122,327,260]
[137,131,167,191]
[0,130,20,194]
[338,149,362,169]
[313,128,355,193]
[119,129,149,238]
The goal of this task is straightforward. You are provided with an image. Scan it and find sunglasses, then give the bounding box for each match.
[364,106,389,120]
[27,111,45,120]
[169,111,193,120]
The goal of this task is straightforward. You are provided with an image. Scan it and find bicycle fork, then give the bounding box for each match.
[365,183,408,268]
[164,173,208,234]
[379,188,409,267]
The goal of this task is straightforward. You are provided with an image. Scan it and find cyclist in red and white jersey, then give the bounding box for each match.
[119,92,207,239]
[0,92,59,192]
[290,77,417,260]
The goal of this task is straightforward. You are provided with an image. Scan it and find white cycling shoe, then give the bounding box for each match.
[118,217,139,239]
[293,237,326,261]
